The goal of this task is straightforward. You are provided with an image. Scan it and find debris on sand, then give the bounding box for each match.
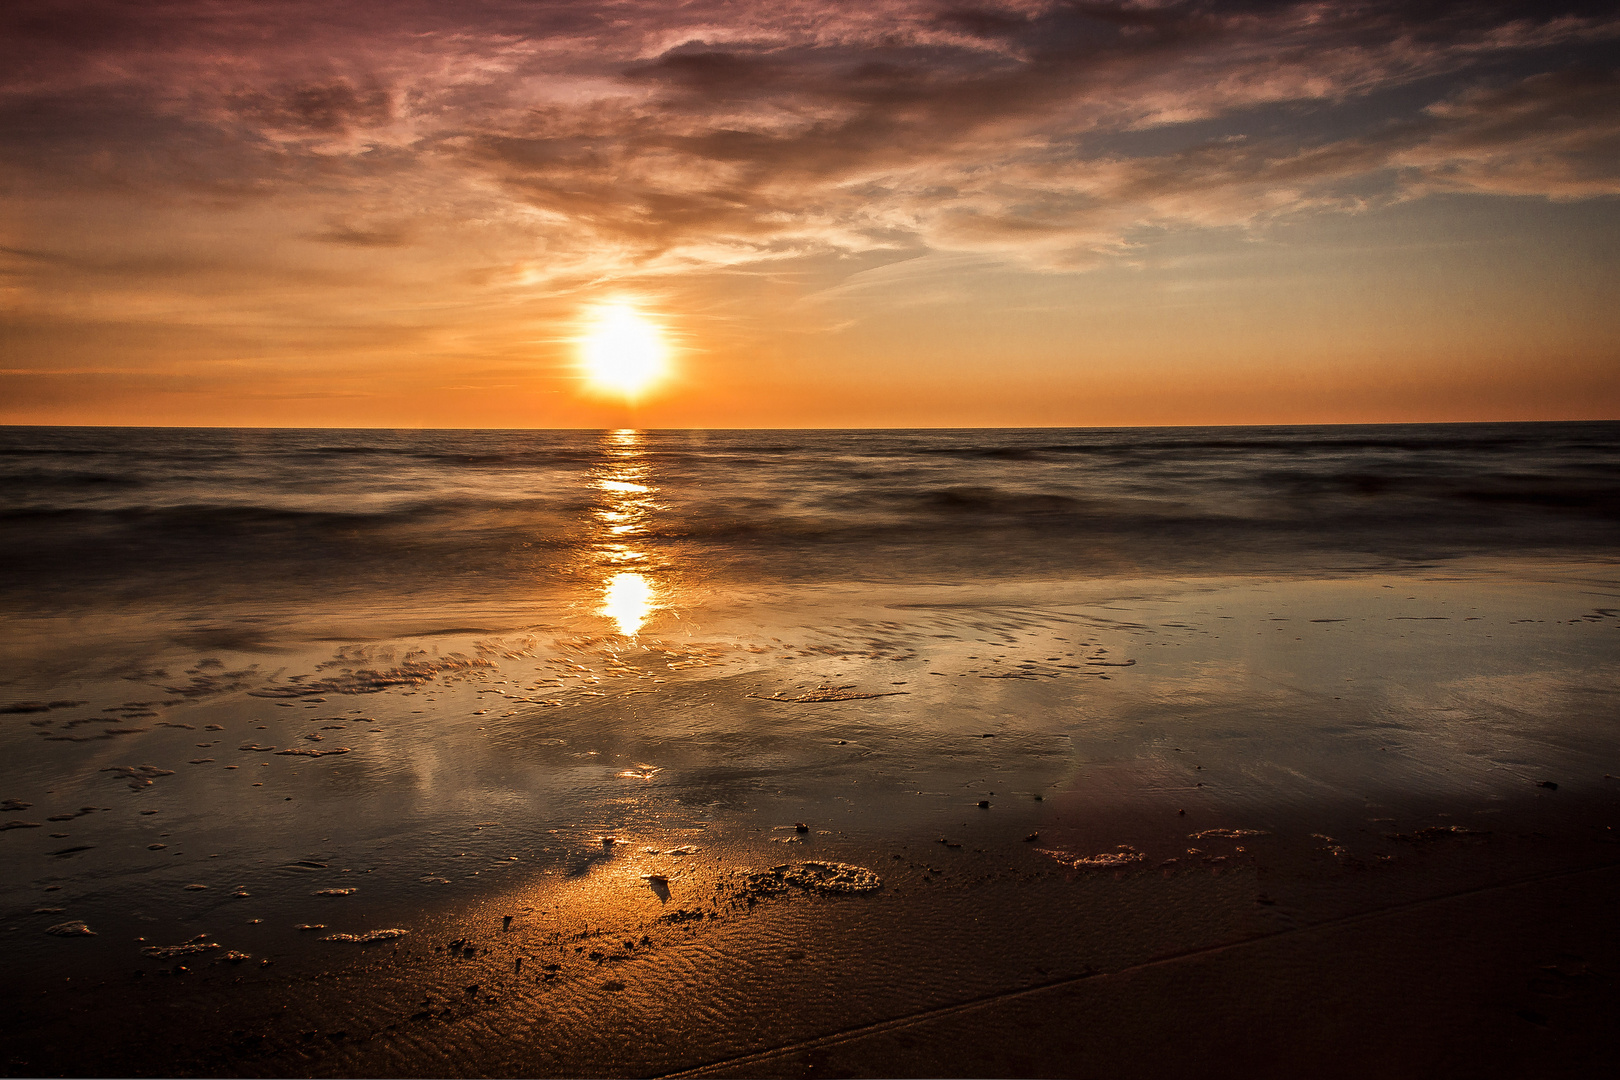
[1038,845,1149,871]
[749,686,909,703]
[184,884,208,891]
[238,744,276,752]
[1386,825,1490,842]
[296,924,326,931]
[314,888,356,896]
[658,907,708,924]
[142,936,219,958]
[1,821,42,831]
[46,921,96,937]
[1189,828,1268,840]
[323,928,407,943]
[274,747,350,757]
[99,765,175,789]
[737,861,883,897]
[1,800,32,812]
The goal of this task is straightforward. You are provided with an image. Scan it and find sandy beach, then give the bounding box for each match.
[6,0,1619,1069]
[4,520,1618,1076]
[9,0,1620,1068]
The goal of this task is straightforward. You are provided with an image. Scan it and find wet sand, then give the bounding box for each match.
[2,561,1618,1075]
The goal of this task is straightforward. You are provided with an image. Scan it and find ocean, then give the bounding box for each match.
[1,423,1618,1074]
[3,423,1617,625]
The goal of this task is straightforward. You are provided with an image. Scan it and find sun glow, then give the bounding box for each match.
[579,303,669,398]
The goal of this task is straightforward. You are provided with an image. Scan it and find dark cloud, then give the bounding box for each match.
[308,220,411,246]
[242,78,394,136]
[0,0,1615,288]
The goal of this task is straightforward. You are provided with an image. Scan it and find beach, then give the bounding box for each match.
[2,425,1618,1076]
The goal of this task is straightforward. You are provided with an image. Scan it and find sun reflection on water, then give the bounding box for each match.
[589,430,664,635]
[601,571,654,636]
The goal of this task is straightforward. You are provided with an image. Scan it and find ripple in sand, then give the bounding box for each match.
[748,686,909,703]
[100,765,174,789]
[142,936,218,958]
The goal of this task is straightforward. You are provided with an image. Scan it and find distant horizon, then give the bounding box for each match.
[6,417,1619,433]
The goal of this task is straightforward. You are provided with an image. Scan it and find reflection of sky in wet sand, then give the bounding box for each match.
[589,429,661,635]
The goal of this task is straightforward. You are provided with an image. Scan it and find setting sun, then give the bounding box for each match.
[579,303,669,399]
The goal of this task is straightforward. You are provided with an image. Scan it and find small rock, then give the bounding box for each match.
[46,921,96,937]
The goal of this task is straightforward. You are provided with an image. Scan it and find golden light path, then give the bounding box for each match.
[579,303,669,398]
[592,429,661,636]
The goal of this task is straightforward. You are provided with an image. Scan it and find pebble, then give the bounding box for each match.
[45,921,95,937]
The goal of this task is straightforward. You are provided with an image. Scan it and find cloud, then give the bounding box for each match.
[1,0,1616,297]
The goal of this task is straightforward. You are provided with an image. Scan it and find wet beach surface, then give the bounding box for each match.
[2,426,1618,1076]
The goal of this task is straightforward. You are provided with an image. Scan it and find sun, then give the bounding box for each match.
[579,303,669,398]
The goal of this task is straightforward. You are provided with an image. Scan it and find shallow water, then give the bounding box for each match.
[1,425,1618,1071]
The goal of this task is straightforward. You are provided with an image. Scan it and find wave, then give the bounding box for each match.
[0,424,1615,600]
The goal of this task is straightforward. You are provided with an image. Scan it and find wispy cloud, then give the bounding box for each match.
[1,1,1616,328]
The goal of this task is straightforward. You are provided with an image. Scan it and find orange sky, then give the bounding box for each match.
[2,1,1617,427]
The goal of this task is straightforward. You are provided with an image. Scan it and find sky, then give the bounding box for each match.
[1,0,1617,428]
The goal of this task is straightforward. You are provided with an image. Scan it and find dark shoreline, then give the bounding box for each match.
[4,788,1617,1078]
